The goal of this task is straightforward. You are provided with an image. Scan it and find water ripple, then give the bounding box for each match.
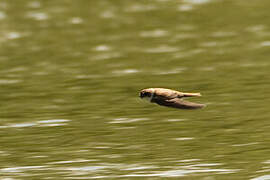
[211,31,237,38]
[167,119,186,122]
[263,160,270,164]
[100,10,116,19]
[69,17,83,24]
[183,0,212,4]
[0,119,71,129]
[251,175,270,180]
[231,142,259,147]
[9,123,37,128]
[125,4,157,12]
[6,32,21,39]
[260,41,270,47]
[0,79,21,84]
[37,119,71,124]
[0,160,239,178]
[144,45,179,53]
[92,52,122,60]
[28,1,41,8]
[93,45,111,52]
[109,117,149,124]
[139,29,168,38]
[112,69,140,75]
[178,4,194,11]
[174,137,194,141]
[0,11,6,20]
[26,12,49,21]
[120,167,237,178]
[246,25,265,33]
[47,159,97,165]
[154,67,186,75]
[1,166,46,173]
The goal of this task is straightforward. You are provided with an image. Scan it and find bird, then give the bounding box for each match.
[139,88,205,109]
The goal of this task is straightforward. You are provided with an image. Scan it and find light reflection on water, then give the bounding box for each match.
[109,117,149,124]
[139,29,168,38]
[26,12,49,21]
[0,0,270,179]
[0,160,239,178]
[0,119,71,128]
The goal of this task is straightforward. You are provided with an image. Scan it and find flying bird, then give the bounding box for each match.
[140,88,205,109]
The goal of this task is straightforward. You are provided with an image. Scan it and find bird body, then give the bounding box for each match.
[140,88,205,110]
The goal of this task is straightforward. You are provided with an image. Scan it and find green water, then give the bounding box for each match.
[1,0,270,179]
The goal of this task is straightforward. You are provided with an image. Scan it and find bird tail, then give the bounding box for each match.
[182,92,201,97]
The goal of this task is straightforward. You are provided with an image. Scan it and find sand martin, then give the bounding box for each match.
[140,88,205,109]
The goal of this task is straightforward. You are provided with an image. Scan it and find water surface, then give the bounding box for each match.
[0,0,270,179]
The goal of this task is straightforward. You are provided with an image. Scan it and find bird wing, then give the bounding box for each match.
[155,98,205,109]
[153,88,182,99]
[153,88,201,99]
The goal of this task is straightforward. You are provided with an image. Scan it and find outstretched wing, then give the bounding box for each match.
[155,98,205,109]
[153,88,202,99]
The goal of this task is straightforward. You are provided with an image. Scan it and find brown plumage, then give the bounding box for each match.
[140,88,205,110]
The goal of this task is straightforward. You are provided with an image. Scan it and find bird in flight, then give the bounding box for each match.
[140,88,205,109]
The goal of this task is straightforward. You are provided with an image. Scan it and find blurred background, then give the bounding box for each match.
[0,0,270,179]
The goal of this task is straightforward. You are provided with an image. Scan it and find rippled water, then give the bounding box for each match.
[1,0,270,179]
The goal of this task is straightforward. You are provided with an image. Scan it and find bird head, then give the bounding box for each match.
[140,88,155,101]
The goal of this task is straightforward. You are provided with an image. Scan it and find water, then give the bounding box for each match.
[0,0,270,179]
